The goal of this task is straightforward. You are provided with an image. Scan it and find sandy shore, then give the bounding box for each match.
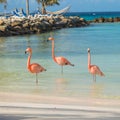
[0,92,120,120]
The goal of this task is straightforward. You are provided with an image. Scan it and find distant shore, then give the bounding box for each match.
[89,16,120,23]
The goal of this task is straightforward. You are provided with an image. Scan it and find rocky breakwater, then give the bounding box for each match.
[0,15,89,37]
[90,17,120,23]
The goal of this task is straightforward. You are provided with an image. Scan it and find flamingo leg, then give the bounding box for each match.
[94,75,96,82]
[61,66,63,74]
[93,75,96,82]
[36,73,38,84]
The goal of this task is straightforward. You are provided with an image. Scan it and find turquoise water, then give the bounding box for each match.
[0,22,120,99]
[65,12,120,20]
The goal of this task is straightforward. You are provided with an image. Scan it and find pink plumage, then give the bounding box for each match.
[48,37,74,73]
[87,48,104,81]
[25,47,46,84]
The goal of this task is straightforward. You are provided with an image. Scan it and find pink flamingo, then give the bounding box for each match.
[25,47,46,84]
[87,48,104,82]
[48,37,74,74]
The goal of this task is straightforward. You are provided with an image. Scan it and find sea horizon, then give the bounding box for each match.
[64,11,120,20]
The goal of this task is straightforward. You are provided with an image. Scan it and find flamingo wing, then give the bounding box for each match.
[30,63,46,73]
[55,56,74,66]
[90,65,104,76]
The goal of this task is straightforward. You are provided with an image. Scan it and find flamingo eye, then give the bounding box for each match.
[87,48,90,52]
[25,51,29,54]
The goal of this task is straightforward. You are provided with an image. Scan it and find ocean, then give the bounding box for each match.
[0,12,120,100]
[65,12,120,20]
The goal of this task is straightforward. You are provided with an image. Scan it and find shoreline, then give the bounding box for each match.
[0,91,120,108]
[0,92,120,120]
[0,92,120,108]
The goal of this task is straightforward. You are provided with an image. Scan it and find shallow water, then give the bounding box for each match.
[0,23,120,99]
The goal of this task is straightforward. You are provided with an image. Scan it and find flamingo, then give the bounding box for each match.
[87,48,104,82]
[48,37,74,74]
[25,47,46,84]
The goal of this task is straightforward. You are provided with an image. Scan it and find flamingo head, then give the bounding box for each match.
[25,47,32,54]
[87,48,90,53]
[48,37,54,41]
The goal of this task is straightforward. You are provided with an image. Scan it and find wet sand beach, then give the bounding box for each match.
[0,92,120,120]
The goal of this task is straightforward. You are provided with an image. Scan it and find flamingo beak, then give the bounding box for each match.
[48,37,54,41]
[87,48,90,52]
[25,51,27,54]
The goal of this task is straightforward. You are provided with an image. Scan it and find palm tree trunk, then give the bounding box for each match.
[41,2,46,14]
[26,0,29,16]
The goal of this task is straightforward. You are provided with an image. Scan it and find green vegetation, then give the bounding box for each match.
[26,0,60,16]
[0,0,60,16]
[36,0,60,14]
[0,0,7,3]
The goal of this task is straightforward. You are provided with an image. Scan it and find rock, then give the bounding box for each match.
[54,16,62,22]
[80,18,84,21]
[0,15,90,37]
[48,19,55,25]
[22,22,29,28]
[0,20,4,25]
[61,18,68,24]
[11,21,22,27]
[90,17,120,23]
[108,17,113,22]
[113,17,120,22]
[98,17,105,23]
[0,25,7,32]
[54,21,66,29]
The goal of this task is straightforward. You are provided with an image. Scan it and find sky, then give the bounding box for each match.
[0,0,120,13]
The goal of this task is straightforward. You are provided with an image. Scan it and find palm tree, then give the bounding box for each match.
[26,0,29,16]
[36,0,60,14]
[0,0,7,17]
[0,0,7,3]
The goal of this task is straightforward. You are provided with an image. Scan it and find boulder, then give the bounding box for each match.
[98,17,105,23]
[0,20,4,25]
[22,22,29,28]
[0,25,7,32]
[108,17,113,22]
[0,15,90,37]
[11,21,22,27]
[113,17,120,22]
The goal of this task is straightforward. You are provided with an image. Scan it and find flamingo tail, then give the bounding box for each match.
[100,71,105,76]
[70,63,75,66]
[44,68,47,71]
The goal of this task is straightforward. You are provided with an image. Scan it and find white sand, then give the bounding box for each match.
[0,92,120,120]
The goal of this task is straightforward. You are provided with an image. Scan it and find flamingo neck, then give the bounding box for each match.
[51,40,56,62]
[27,53,31,70]
[88,52,91,68]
